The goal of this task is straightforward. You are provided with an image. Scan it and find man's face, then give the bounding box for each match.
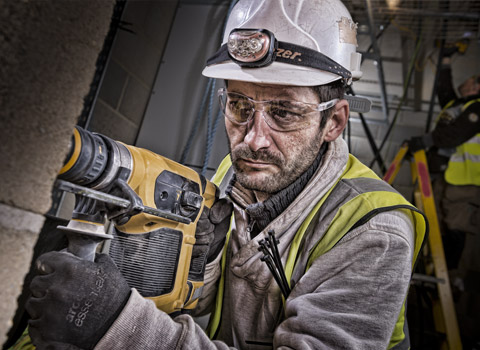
[459,76,480,97]
[225,80,329,195]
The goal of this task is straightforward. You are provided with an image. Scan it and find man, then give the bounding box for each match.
[407,47,480,268]
[25,0,426,349]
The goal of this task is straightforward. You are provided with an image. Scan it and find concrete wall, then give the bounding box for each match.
[0,1,114,346]
[89,0,179,145]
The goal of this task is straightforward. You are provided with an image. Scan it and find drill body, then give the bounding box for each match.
[58,126,217,314]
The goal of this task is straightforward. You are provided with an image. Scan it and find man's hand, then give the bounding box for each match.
[201,198,233,263]
[189,198,233,281]
[26,252,131,350]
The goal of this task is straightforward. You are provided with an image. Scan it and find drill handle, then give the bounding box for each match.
[58,193,113,261]
[58,220,113,261]
[66,232,104,261]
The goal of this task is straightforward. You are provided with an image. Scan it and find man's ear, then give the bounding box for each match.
[323,99,349,142]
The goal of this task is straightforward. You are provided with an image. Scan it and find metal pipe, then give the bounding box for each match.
[365,0,389,120]
[376,7,480,20]
[425,27,447,132]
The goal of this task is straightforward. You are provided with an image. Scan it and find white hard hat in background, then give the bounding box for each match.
[202,0,363,87]
[451,40,480,95]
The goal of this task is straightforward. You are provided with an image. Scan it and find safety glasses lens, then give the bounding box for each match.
[267,102,313,131]
[218,89,322,132]
[219,92,254,124]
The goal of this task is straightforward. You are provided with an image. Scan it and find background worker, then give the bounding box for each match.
[25,0,426,349]
[406,42,480,347]
[406,42,480,268]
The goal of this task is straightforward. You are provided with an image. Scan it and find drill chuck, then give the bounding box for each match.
[59,126,132,190]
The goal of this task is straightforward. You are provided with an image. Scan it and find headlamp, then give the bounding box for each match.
[207,28,353,84]
[227,29,277,68]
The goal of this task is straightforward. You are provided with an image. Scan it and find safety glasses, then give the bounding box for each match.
[218,88,338,132]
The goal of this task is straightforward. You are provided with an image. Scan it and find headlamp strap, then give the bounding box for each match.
[206,43,231,67]
[206,40,352,82]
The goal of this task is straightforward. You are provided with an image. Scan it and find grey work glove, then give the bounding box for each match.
[25,251,131,350]
[188,198,233,282]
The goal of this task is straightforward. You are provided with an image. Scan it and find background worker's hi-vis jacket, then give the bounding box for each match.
[442,98,480,186]
[94,138,425,350]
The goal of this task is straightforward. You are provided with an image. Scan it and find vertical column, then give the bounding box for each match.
[0,1,115,346]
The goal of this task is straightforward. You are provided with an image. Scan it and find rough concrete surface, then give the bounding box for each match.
[0,0,115,346]
[0,0,115,214]
[0,204,45,347]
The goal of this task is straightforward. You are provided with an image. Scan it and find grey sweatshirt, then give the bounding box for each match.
[95,138,414,350]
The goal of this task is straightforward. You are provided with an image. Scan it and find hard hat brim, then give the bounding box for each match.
[202,61,342,87]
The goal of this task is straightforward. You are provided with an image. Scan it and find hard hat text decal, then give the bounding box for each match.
[275,49,302,61]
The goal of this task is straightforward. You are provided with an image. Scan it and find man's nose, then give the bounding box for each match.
[243,110,272,151]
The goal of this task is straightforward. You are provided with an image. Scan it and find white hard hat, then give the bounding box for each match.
[452,41,480,95]
[202,0,362,87]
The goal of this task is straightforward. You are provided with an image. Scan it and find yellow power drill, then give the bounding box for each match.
[55,126,218,315]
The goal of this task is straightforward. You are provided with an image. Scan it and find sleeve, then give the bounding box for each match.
[431,101,480,148]
[274,210,415,350]
[437,64,457,108]
[94,289,232,350]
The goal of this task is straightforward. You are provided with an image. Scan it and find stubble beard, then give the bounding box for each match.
[230,132,324,194]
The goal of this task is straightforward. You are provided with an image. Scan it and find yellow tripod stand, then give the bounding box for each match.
[383,145,462,350]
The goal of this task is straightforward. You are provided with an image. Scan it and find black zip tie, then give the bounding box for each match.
[259,240,287,297]
[263,237,282,281]
[258,233,291,299]
[259,242,284,292]
[267,230,291,296]
[258,239,272,260]
[260,252,289,298]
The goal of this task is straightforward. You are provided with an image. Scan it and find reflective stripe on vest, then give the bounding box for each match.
[444,98,480,186]
[8,327,35,350]
[207,155,427,349]
[207,155,234,339]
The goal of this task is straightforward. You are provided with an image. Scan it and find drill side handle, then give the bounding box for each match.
[57,187,113,261]
[58,222,113,261]
[65,232,104,261]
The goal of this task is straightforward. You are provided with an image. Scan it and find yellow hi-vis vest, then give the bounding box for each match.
[208,154,427,350]
[444,98,480,186]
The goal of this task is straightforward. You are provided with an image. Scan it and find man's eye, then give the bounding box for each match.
[229,100,250,111]
[270,107,303,121]
[227,100,252,122]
